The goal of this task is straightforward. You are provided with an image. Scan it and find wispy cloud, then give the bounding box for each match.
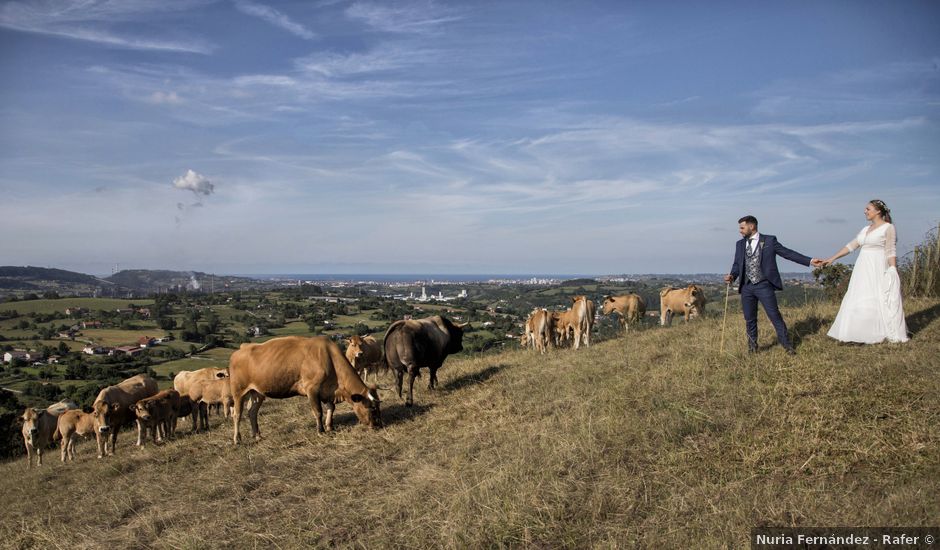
[0,0,215,53]
[345,1,462,34]
[234,0,317,40]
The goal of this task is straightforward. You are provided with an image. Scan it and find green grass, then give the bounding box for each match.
[81,328,169,347]
[1,300,937,547]
[1,298,154,315]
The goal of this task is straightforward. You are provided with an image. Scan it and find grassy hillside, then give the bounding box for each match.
[1,300,937,548]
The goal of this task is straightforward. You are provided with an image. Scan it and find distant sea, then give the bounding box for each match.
[237,273,592,283]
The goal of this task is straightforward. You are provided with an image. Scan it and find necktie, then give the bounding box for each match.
[747,238,754,254]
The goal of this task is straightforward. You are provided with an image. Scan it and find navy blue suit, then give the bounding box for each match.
[729,234,812,351]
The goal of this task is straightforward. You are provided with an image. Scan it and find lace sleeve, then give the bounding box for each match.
[845,234,859,252]
[885,224,897,259]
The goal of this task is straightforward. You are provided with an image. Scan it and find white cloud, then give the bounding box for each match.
[0,0,216,53]
[173,169,215,196]
[234,0,316,40]
[345,1,462,34]
[145,91,183,105]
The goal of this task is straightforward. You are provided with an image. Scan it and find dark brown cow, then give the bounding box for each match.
[384,315,468,406]
[134,389,181,445]
[92,374,158,458]
[228,336,382,444]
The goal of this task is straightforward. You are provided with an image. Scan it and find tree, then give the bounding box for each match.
[813,264,854,302]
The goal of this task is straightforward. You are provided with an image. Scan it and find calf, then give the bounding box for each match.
[134,389,181,445]
[55,410,96,462]
[345,335,385,383]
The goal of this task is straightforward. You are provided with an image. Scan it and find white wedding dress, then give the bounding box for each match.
[827,223,909,343]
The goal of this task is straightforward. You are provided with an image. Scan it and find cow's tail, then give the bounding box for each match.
[53,425,62,442]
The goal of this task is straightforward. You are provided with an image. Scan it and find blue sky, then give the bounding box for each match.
[1,0,938,275]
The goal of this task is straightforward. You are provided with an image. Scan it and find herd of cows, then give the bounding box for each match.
[523,286,708,354]
[17,285,707,468]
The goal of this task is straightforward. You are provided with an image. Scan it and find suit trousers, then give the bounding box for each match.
[741,279,793,350]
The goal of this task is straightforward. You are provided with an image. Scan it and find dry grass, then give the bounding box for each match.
[1,300,937,549]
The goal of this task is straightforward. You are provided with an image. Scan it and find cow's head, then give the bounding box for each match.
[92,400,120,434]
[346,336,364,360]
[349,386,383,429]
[134,400,155,422]
[21,408,43,444]
[601,297,617,315]
[519,334,529,348]
[442,317,468,355]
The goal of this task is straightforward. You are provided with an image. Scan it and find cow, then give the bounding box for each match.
[602,294,647,333]
[659,285,708,326]
[173,367,231,418]
[345,335,384,383]
[185,377,234,432]
[228,336,382,444]
[21,400,78,468]
[556,296,594,349]
[551,310,571,348]
[55,409,96,462]
[134,389,181,445]
[524,308,554,354]
[92,373,158,458]
[384,315,468,407]
[173,395,197,435]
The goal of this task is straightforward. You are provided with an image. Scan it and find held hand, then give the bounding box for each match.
[723,274,733,284]
[810,258,824,267]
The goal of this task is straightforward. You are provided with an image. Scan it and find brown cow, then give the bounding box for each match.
[602,294,647,333]
[659,285,708,326]
[551,310,571,348]
[21,400,77,468]
[55,409,96,462]
[186,378,234,432]
[384,315,468,406]
[92,373,158,458]
[345,335,384,383]
[524,308,554,354]
[228,336,382,443]
[556,296,594,349]
[134,389,181,445]
[174,368,228,396]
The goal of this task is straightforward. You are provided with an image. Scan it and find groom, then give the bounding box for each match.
[724,215,823,355]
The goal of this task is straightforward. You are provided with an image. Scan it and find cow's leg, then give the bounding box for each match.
[428,366,439,390]
[406,365,418,407]
[61,436,68,462]
[95,433,105,459]
[36,446,43,466]
[232,392,245,444]
[323,400,335,433]
[136,419,144,446]
[394,368,404,400]
[247,394,264,440]
[109,427,118,455]
[307,392,325,433]
[199,403,209,432]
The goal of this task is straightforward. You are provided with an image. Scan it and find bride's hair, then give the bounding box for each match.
[869,199,892,223]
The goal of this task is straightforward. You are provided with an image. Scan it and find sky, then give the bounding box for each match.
[1,0,938,276]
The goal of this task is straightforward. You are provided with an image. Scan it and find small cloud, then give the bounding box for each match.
[146,91,183,105]
[817,217,847,224]
[234,0,316,39]
[345,1,461,34]
[94,186,107,193]
[173,169,215,196]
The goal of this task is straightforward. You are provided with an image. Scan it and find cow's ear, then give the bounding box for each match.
[350,393,365,403]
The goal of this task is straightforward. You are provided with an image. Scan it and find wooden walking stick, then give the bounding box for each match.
[719,282,731,355]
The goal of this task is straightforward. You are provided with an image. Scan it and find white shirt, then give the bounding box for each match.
[745,232,761,254]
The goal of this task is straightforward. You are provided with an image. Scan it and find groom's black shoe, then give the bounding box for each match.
[785,348,797,356]
[747,347,758,355]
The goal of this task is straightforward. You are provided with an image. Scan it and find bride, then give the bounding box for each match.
[823,199,909,343]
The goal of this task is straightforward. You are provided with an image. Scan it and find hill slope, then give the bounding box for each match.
[1,300,938,548]
[0,266,118,294]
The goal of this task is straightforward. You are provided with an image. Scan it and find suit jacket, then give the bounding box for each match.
[729,234,811,293]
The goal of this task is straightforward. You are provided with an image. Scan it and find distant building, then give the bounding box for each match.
[82,320,103,329]
[3,351,30,363]
[111,346,145,357]
[65,307,87,316]
[83,346,111,355]
[138,336,156,348]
